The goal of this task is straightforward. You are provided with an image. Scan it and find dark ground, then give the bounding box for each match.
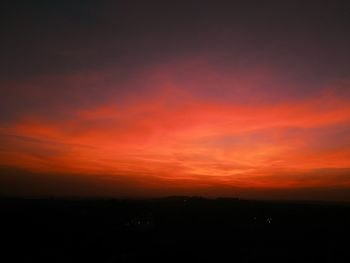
[2,196,350,262]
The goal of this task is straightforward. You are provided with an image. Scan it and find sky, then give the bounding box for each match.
[1,1,350,200]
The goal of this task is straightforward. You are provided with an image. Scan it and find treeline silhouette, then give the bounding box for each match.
[1,196,350,262]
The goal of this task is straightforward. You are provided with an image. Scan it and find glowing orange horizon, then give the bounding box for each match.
[1,62,350,193]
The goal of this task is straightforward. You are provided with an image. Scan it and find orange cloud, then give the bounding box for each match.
[1,62,350,196]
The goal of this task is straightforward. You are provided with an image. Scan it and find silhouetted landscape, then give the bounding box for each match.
[2,196,350,262]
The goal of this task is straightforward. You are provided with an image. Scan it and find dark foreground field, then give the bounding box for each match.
[2,197,350,262]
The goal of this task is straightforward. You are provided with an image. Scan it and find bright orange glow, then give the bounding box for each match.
[1,62,350,197]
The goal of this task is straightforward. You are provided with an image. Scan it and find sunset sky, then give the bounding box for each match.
[1,1,350,200]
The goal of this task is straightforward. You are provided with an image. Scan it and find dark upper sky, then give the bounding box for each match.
[1,1,350,200]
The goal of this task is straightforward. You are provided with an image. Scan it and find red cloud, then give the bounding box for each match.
[1,62,350,194]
